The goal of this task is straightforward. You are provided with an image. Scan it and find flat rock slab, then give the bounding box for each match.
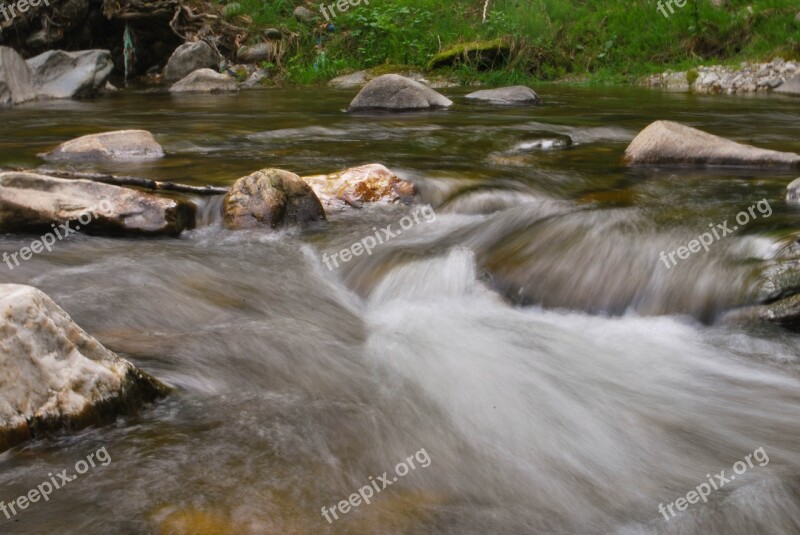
[170,69,238,94]
[466,86,541,104]
[0,284,168,451]
[625,120,800,168]
[0,171,195,236]
[348,74,452,112]
[42,130,165,161]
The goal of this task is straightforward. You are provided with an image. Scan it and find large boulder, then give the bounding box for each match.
[26,49,113,99]
[787,177,800,204]
[348,74,453,112]
[774,75,800,96]
[624,120,800,168]
[170,69,238,94]
[42,130,165,161]
[302,164,416,208]
[0,46,36,107]
[164,41,222,81]
[0,284,168,451]
[0,172,195,236]
[223,168,326,230]
[466,86,540,105]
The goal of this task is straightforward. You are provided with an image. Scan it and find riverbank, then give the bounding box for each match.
[221,0,800,87]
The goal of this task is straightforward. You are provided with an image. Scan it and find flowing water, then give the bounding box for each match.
[1,86,800,534]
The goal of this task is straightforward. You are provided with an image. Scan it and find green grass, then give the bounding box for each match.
[218,0,800,85]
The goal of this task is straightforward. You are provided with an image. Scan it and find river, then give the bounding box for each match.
[1,86,799,534]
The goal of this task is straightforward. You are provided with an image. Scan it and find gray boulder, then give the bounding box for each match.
[164,41,222,81]
[787,177,800,204]
[0,46,36,107]
[170,69,238,94]
[237,43,276,63]
[26,49,113,99]
[42,130,165,161]
[329,70,369,89]
[0,171,195,236]
[624,120,800,168]
[0,284,167,452]
[293,6,317,23]
[242,69,269,88]
[466,86,541,105]
[223,168,326,230]
[774,75,800,96]
[348,74,453,112]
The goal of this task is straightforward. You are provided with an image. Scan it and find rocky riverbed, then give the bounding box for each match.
[644,57,800,95]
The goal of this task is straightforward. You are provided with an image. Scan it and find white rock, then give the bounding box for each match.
[0,285,166,450]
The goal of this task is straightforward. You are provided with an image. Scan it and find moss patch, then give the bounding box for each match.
[427,38,511,70]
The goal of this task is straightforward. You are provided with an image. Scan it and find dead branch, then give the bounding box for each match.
[8,168,229,196]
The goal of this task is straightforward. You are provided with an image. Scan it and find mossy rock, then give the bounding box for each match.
[427,39,511,70]
[367,64,418,76]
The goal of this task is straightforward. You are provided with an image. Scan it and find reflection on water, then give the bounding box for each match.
[0,86,799,534]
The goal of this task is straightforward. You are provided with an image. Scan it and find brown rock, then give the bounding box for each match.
[302,163,416,208]
[223,168,326,230]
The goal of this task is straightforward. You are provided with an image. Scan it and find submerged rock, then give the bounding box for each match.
[164,41,222,81]
[170,69,238,94]
[0,171,195,236]
[26,49,113,99]
[348,74,452,112]
[724,294,800,331]
[624,120,800,168]
[223,168,326,230]
[466,86,541,105]
[0,46,36,107]
[42,130,165,161]
[0,285,168,451]
[302,164,416,208]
